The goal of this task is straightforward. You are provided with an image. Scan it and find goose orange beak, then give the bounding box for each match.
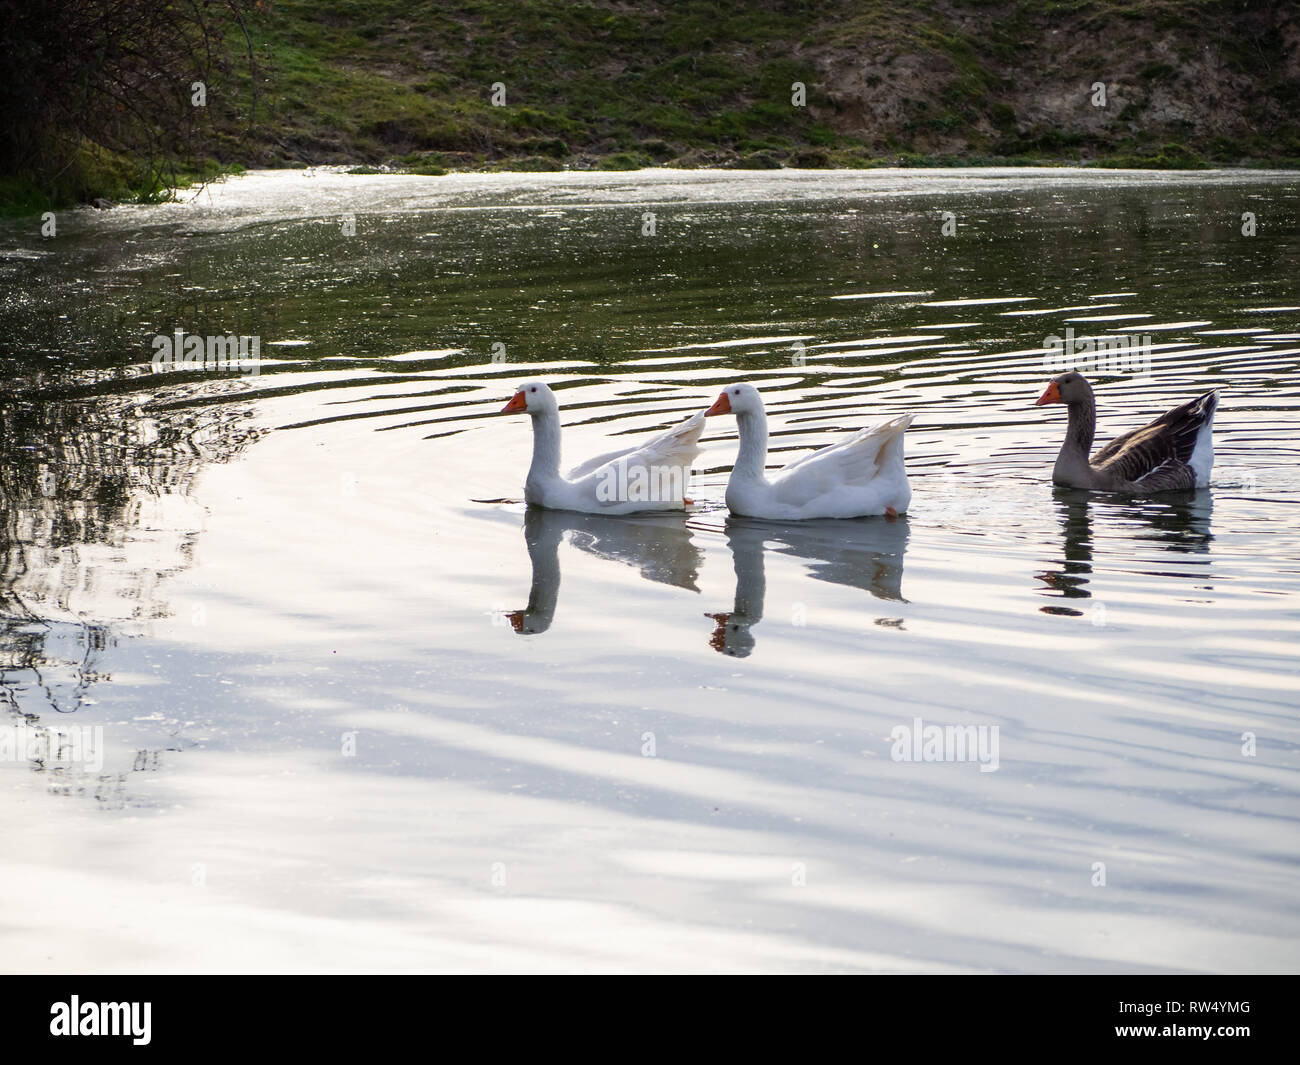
[705,392,731,416]
[501,391,527,413]
[1035,381,1062,406]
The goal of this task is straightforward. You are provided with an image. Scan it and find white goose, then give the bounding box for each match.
[501,381,705,514]
[705,383,913,519]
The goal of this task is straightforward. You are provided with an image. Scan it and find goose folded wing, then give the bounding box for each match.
[1093,422,1178,482]
[1130,457,1198,493]
[770,415,912,507]
[566,443,641,481]
[1094,392,1216,483]
[567,410,706,481]
[1090,422,1149,465]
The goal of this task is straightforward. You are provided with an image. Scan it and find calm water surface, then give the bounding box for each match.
[2,168,1298,972]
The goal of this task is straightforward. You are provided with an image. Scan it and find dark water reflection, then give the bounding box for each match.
[1037,490,1214,613]
[707,516,910,657]
[0,388,258,720]
[510,507,702,635]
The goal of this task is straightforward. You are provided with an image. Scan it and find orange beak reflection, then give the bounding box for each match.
[1035,381,1063,406]
[704,612,731,653]
[501,391,528,413]
[705,392,732,417]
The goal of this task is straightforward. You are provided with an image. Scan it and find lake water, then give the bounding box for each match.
[2,167,1298,973]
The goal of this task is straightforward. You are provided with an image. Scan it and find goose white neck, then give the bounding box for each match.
[527,409,563,488]
[733,408,769,482]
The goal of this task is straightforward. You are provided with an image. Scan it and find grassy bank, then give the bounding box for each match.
[0,153,244,218]
[5,0,1298,212]
[237,0,1299,173]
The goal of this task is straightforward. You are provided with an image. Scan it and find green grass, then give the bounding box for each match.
[4,0,1297,212]
[0,142,244,218]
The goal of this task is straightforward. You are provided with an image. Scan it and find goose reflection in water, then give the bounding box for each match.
[1037,487,1214,616]
[706,516,911,657]
[507,506,703,634]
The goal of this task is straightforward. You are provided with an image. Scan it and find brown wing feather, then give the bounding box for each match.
[1091,423,1146,464]
[1094,422,1180,482]
[1092,390,1217,484]
[1129,457,1198,493]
